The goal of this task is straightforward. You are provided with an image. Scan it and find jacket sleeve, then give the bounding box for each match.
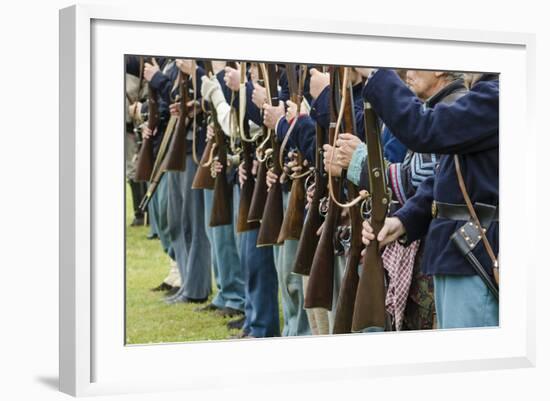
[363,69,499,154]
[309,86,330,130]
[382,126,408,163]
[394,175,434,244]
[275,115,316,165]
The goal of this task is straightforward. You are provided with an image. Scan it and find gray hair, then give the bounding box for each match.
[443,71,464,81]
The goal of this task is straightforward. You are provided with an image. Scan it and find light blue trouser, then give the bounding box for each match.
[350,264,492,333]
[273,192,311,337]
[241,228,280,337]
[166,158,211,300]
[147,175,173,257]
[434,274,499,329]
[203,186,245,311]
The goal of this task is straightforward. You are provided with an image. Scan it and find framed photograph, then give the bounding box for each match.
[59,3,535,397]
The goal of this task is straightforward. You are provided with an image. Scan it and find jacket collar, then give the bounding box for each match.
[426,79,465,107]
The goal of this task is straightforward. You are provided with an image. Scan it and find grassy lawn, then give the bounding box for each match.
[125,184,242,345]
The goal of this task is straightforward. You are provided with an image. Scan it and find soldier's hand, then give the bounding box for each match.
[249,63,259,83]
[169,102,180,118]
[309,68,329,100]
[263,101,285,129]
[206,124,215,141]
[252,82,267,108]
[323,144,342,177]
[141,125,156,140]
[176,59,194,75]
[212,160,223,175]
[224,66,240,91]
[361,217,405,248]
[306,183,315,210]
[266,169,278,190]
[336,133,362,168]
[285,100,298,122]
[144,58,160,82]
[186,99,200,118]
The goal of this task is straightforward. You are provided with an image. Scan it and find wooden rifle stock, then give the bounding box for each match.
[330,68,365,333]
[246,66,269,222]
[229,62,259,232]
[292,125,327,275]
[203,61,232,226]
[304,152,339,309]
[164,70,189,171]
[351,103,390,332]
[191,138,216,189]
[278,64,307,242]
[209,118,232,227]
[138,114,179,212]
[256,64,284,247]
[304,66,343,310]
[192,61,216,190]
[247,149,269,222]
[135,84,158,181]
[332,183,363,333]
[237,125,260,232]
[277,154,305,242]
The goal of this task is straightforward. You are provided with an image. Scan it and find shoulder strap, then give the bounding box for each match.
[454,155,499,284]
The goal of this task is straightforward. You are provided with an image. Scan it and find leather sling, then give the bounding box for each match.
[454,155,499,285]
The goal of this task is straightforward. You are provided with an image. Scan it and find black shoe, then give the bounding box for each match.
[195,303,219,312]
[230,330,253,339]
[130,216,145,227]
[165,295,208,305]
[150,282,172,292]
[227,316,245,330]
[146,233,159,240]
[164,286,180,297]
[217,307,245,318]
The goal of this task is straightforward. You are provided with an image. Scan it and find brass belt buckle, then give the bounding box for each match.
[431,201,437,218]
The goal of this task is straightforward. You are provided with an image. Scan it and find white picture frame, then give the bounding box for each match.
[59,3,536,397]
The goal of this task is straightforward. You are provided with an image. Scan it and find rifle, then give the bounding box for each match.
[164,69,190,171]
[191,60,216,190]
[247,64,270,223]
[332,67,364,334]
[292,122,327,275]
[304,66,342,310]
[203,61,232,227]
[234,62,261,232]
[256,63,284,247]
[277,64,309,242]
[135,57,158,182]
[138,114,178,212]
[351,101,391,332]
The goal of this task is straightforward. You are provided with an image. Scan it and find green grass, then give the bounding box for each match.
[125,185,241,344]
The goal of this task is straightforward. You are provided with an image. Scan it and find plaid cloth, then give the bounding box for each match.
[382,240,420,330]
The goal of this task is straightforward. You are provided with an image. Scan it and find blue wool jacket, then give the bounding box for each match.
[363,69,499,277]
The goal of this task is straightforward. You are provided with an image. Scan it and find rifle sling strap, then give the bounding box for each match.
[453,155,499,284]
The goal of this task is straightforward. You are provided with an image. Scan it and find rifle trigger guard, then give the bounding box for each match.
[304,172,315,192]
[319,196,329,217]
[361,198,373,219]
[338,225,351,249]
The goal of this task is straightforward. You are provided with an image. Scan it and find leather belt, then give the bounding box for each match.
[432,201,498,228]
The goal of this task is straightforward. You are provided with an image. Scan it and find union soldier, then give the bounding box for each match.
[359,69,499,329]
